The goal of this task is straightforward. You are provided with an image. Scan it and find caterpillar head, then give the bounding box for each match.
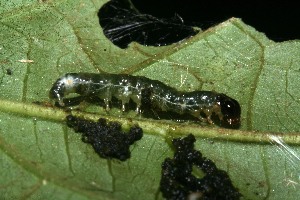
[216,94,241,127]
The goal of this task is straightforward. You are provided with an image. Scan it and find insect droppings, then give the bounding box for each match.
[66,115,143,161]
[160,134,241,199]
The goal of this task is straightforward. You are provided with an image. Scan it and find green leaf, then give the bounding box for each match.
[0,1,300,200]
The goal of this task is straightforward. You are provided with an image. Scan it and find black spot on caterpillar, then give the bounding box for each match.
[49,73,241,127]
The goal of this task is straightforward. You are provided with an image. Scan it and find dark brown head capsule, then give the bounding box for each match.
[216,94,241,127]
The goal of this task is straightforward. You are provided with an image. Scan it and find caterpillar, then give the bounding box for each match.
[49,73,241,127]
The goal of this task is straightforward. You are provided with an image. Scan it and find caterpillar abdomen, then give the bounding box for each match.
[49,73,241,127]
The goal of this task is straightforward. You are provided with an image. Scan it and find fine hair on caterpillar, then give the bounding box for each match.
[49,73,241,127]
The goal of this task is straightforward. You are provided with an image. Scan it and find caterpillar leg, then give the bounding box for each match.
[130,93,142,115]
[103,98,110,111]
[201,108,213,124]
[198,116,209,123]
[101,89,112,112]
[121,102,126,112]
[202,104,223,124]
[211,104,224,122]
[191,110,209,124]
[135,105,141,114]
[50,99,64,107]
[121,97,131,112]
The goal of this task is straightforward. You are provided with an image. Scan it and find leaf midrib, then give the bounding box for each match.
[0,99,299,145]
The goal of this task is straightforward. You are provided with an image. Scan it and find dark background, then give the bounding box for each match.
[131,0,300,41]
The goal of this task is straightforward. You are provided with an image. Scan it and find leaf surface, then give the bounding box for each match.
[0,1,300,199]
